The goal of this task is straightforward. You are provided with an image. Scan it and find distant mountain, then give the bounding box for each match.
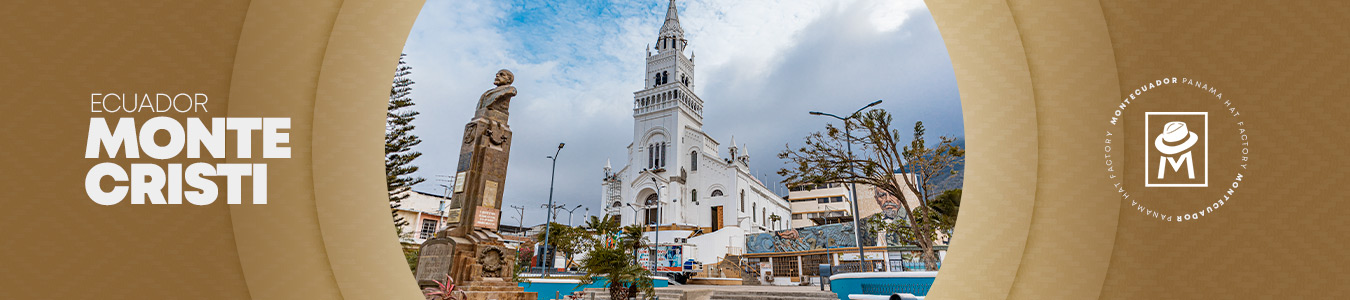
[906,138,965,195]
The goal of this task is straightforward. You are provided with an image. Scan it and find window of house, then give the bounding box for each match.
[420,219,438,239]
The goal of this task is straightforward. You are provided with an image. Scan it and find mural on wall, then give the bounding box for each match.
[746,187,915,254]
[860,186,908,246]
[746,222,876,254]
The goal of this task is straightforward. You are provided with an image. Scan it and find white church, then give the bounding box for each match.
[600,0,791,266]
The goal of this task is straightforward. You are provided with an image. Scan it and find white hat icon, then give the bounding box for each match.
[1154,121,1197,155]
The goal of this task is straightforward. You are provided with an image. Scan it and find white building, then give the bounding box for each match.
[787,183,853,229]
[787,174,924,229]
[394,190,454,246]
[600,0,790,266]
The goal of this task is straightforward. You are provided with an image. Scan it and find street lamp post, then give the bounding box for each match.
[510,205,526,236]
[540,142,565,277]
[809,99,882,272]
[651,178,665,299]
[561,204,584,227]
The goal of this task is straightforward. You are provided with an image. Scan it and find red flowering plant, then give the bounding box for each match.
[422,275,468,300]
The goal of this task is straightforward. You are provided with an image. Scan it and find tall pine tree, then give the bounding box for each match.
[387,53,424,233]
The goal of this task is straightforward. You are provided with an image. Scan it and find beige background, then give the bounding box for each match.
[1,0,1348,299]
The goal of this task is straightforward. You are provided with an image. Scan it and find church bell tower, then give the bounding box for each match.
[632,0,704,176]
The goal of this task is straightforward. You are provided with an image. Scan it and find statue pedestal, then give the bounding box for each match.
[457,278,537,300]
[416,228,518,286]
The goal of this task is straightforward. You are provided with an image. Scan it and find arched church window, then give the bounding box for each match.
[711,190,723,197]
[740,190,745,212]
[691,190,698,203]
[644,194,659,225]
[660,142,668,168]
[690,151,698,171]
[662,71,669,85]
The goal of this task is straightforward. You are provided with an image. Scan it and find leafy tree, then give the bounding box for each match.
[404,247,421,273]
[929,189,961,234]
[535,222,585,270]
[778,110,963,270]
[387,53,424,232]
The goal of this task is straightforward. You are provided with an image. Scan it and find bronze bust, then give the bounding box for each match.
[477,69,517,113]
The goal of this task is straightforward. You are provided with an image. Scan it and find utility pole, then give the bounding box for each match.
[434,174,456,232]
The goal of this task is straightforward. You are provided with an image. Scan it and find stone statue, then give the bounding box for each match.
[416,69,534,300]
[477,69,517,113]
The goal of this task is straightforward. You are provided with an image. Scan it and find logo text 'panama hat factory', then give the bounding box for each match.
[1103,77,1251,223]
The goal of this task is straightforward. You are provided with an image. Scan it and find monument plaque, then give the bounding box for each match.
[444,208,461,223]
[415,69,534,300]
[482,181,499,208]
[474,207,500,230]
[453,172,467,193]
[414,243,453,282]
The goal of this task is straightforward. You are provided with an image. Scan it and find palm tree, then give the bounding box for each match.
[584,215,621,236]
[768,214,782,231]
[578,222,654,300]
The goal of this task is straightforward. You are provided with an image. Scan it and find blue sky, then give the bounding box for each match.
[401,0,961,225]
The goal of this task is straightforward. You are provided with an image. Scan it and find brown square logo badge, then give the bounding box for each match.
[1145,112,1208,187]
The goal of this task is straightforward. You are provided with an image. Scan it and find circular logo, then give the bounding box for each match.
[1102,77,1252,223]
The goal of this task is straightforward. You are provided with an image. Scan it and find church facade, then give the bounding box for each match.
[600,0,790,265]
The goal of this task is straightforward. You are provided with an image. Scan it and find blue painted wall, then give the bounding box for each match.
[518,277,669,300]
[829,274,935,300]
